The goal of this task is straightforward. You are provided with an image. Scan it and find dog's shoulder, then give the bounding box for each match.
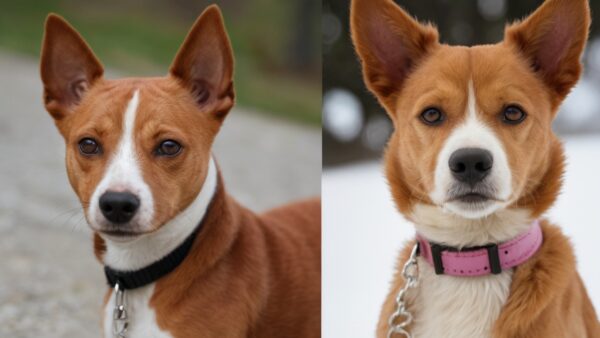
[493,220,596,337]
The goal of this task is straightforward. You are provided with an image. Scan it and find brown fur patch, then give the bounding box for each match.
[97,175,322,337]
[492,222,600,337]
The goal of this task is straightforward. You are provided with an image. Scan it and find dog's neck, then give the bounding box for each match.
[410,203,533,248]
[100,157,218,271]
[407,203,533,336]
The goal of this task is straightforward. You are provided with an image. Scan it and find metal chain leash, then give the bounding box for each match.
[112,282,129,338]
[387,243,420,338]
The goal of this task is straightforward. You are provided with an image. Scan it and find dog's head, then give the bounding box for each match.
[41,6,234,240]
[351,0,589,230]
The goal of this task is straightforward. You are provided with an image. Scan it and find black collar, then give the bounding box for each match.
[104,210,209,290]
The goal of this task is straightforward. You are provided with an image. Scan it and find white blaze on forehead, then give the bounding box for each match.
[429,81,512,218]
[88,90,155,230]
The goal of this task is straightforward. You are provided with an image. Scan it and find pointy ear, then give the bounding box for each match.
[350,0,439,114]
[505,0,590,102]
[40,14,104,120]
[169,5,235,120]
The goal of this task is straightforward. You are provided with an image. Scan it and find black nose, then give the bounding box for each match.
[448,148,493,185]
[99,191,140,224]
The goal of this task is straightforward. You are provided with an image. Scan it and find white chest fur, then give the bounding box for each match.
[409,257,512,338]
[104,284,173,338]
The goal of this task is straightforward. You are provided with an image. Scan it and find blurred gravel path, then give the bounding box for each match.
[0,50,321,338]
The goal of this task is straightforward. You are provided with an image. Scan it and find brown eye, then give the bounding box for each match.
[420,108,445,126]
[502,106,527,124]
[78,138,101,155]
[156,140,182,157]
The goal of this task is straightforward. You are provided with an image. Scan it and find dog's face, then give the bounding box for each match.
[352,0,589,221]
[40,6,234,240]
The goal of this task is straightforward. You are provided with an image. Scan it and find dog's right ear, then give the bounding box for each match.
[505,0,590,106]
[41,14,103,121]
[351,0,439,114]
[170,5,235,120]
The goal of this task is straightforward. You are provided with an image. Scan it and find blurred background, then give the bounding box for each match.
[323,0,600,165]
[1,0,321,124]
[0,0,320,337]
[323,1,600,337]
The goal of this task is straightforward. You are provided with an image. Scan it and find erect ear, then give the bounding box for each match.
[40,14,104,120]
[170,5,235,120]
[505,0,590,103]
[350,0,439,114]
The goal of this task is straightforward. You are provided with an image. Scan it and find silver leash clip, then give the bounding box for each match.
[112,282,129,338]
[387,243,420,338]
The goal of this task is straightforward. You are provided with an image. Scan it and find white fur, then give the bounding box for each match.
[101,156,217,338]
[408,258,513,338]
[88,90,155,232]
[411,204,532,248]
[430,81,512,219]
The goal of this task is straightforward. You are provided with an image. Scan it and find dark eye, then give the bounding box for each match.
[502,106,527,124]
[78,138,101,155]
[156,140,182,157]
[420,108,445,126]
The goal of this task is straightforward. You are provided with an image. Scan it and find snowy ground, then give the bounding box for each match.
[323,135,600,338]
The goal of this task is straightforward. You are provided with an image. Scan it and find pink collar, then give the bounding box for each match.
[417,220,543,276]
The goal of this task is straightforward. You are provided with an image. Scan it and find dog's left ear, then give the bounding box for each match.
[505,0,590,103]
[170,5,234,119]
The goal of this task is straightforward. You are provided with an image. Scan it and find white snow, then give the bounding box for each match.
[323,135,600,338]
[560,78,600,129]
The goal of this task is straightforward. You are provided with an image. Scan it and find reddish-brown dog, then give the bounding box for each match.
[351,0,599,337]
[41,5,320,338]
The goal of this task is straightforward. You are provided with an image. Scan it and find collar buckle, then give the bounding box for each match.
[485,243,502,274]
[429,242,502,275]
[430,243,445,275]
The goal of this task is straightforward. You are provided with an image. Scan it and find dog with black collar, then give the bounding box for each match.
[40,6,321,338]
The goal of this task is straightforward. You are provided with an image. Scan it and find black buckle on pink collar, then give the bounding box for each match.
[429,242,502,275]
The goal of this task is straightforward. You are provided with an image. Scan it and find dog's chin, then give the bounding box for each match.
[90,221,153,244]
[98,229,145,243]
[442,197,505,219]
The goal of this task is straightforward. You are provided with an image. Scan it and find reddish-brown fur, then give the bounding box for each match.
[351,0,599,336]
[103,175,321,337]
[41,5,320,337]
